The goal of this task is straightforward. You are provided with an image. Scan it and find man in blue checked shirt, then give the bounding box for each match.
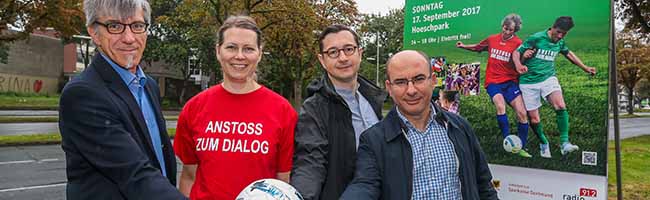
[341,50,498,200]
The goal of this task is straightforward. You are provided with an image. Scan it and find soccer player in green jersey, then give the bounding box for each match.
[512,16,596,158]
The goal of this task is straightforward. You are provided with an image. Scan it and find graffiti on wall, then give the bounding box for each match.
[0,73,58,94]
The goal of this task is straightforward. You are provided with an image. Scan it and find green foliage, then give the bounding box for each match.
[635,79,650,100]
[161,98,182,110]
[358,8,404,74]
[0,133,61,146]
[359,60,385,87]
[146,0,361,105]
[608,135,650,199]
[0,0,85,63]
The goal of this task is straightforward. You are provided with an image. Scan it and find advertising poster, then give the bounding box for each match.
[404,0,610,199]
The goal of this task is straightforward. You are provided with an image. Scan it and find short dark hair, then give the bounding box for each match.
[318,24,360,52]
[552,16,574,31]
[217,15,263,48]
[440,90,459,102]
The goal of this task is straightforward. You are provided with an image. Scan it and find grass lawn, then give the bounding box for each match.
[0,116,178,123]
[608,135,650,200]
[0,93,183,110]
[0,93,59,110]
[0,129,177,146]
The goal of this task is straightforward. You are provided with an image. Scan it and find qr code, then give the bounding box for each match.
[582,151,597,166]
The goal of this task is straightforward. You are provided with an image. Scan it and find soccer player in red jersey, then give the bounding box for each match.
[456,14,533,158]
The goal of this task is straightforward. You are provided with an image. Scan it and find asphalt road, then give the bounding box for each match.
[608,117,650,140]
[0,145,183,200]
[0,145,66,200]
[0,121,178,136]
[0,116,647,199]
[0,111,59,116]
[0,110,180,116]
[0,110,179,135]
[0,117,645,139]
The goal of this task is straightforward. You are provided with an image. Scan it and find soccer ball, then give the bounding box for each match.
[503,135,522,153]
[236,179,304,200]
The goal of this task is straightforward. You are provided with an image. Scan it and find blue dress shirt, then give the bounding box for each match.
[100,53,167,177]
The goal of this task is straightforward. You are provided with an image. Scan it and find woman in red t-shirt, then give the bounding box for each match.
[173,15,298,200]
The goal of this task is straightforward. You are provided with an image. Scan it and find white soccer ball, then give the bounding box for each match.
[236,179,304,200]
[503,135,522,153]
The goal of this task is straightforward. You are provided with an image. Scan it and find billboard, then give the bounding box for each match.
[404,0,610,199]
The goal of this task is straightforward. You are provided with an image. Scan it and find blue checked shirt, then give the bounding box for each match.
[101,53,167,177]
[396,104,461,200]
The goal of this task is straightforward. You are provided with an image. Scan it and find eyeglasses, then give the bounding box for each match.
[94,21,149,34]
[321,45,358,59]
[389,74,431,88]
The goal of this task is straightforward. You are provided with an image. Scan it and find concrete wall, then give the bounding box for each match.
[0,72,59,94]
[0,34,64,78]
[142,60,184,80]
[0,34,64,94]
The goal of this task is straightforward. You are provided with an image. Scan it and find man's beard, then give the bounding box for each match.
[125,55,134,69]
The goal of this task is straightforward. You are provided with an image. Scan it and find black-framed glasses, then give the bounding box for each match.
[94,21,149,34]
[321,45,358,59]
[389,74,431,88]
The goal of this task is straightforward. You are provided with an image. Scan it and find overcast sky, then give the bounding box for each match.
[355,0,404,15]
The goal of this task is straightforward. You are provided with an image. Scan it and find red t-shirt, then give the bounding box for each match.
[472,33,522,87]
[174,84,297,200]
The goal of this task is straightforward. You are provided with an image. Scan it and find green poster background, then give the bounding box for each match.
[404,0,610,175]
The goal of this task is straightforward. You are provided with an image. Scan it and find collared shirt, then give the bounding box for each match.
[335,85,380,149]
[101,53,167,177]
[396,104,461,200]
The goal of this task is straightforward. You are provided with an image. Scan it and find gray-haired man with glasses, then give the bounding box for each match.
[341,50,497,200]
[59,0,186,199]
[291,24,387,200]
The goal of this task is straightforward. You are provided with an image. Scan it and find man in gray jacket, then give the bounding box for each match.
[291,24,387,200]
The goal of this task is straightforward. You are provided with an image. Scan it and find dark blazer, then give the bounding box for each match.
[341,104,498,200]
[59,54,187,200]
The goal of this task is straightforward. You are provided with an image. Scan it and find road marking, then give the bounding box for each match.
[0,160,34,165]
[0,158,59,165]
[0,183,66,193]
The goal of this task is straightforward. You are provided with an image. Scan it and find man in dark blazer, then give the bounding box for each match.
[59,0,186,199]
[341,50,497,200]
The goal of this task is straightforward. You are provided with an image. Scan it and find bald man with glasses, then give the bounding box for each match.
[341,50,497,200]
[291,24,387,200]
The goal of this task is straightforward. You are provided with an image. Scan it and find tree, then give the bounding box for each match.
[616,0,650,38]
[635,78,650,102]
[357,8,404,86]
[0,0,84,63]
[616,30,650,114]
[261,0,360,107]
[147,0,360,106]
[146,0,217,104]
